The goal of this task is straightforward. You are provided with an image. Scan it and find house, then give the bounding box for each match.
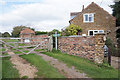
[20,28,48,43]
[20,28,35,42]
[69,2,116,44]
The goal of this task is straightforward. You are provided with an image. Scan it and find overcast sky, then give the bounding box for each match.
[0,0,114,33]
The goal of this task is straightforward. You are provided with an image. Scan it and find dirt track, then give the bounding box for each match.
[37,53,90,78]
[8,52,38,78]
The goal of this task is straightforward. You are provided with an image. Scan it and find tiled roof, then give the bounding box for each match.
[20,28,35,34]
[70,12,81,16]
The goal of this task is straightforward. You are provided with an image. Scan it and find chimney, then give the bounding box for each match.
[82,5,84,11]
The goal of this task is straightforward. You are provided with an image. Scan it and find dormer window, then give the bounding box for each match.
[83,13,94,22]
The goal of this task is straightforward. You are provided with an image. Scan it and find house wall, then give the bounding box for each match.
[58,34,105,63]
[70,3,116,44]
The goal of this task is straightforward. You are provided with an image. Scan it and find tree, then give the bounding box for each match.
[35,31,48,35]
[48,29,61,35]
[11,25,34,37]
[110,1,120,26]
[0,32,2,37]
[2,32,10,37]
[62,24,82,36]
[110,1,120,50]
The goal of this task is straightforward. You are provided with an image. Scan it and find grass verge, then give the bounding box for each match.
[42,52,118,78]
[20,54,65,78]
[2,53,8,56]
[34,49,45,52]
[2,39,18,42]
[2,57,19,78]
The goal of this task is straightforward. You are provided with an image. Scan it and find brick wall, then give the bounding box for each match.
[58,34,105,63]
[31,35,49,49]
[58,36,95,60]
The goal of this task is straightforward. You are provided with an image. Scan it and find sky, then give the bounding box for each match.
[0,0,115,33]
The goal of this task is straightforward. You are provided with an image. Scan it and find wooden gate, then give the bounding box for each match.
[0,36,53,57]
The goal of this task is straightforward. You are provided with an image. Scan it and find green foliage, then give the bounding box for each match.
[11,25,35,37]
[49,29,61,35]
[52,48,61,53]
[18,43,27,46]
[116,28,120,38]
[0,48,5,52]
[105,38,119,57]
[27,46,35,49]
[0,32,2,37]
[2,57,19,78]
[42,52,118,78]
[20,54,65,78]
[24,50,29,53]
[3,39,18,42]
[63,24,82,36]
[110,2,120,26]
[21,76,28,79]
[2,53,8,56]
[14,51,22,54]
[34,49,45,52]
[2,32,11,37]
[35,31,48,35]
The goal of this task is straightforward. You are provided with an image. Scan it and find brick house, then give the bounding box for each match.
[20,28,35,42]
[20,28,48,43]
[69,2,116,44]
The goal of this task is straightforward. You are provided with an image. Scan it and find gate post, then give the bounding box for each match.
[94,33,106,64]
[48,35,53,51]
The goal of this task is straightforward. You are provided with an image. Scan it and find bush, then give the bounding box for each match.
[105,38,120,57]
[52,48,61,53]
[21,76,28,79]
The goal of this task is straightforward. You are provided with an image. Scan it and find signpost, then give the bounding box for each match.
[55,32,57,50]
[53,32,60,50]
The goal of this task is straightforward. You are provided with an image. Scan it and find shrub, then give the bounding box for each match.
[21,76,28,79]
[52,48,61,53]
[105,38,120,57]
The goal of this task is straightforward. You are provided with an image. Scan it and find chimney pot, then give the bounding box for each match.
[82,5,84,11]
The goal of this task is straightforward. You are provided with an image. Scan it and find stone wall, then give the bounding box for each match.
[58,34,105,63]
[58,36,95,60]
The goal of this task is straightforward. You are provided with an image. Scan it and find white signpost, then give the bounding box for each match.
[53,32,60,50]
[55,31,57,50]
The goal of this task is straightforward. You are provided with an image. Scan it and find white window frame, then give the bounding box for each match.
[88,30,104,36]
[24,39,30,43]
[83,13,94,23]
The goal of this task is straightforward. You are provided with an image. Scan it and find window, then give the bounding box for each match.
[99,30,104,33]
[88,30,104,36]
[83,13,94,22]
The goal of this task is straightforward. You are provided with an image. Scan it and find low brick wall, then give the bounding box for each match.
[58,34,105,63]
[58,36,95,60]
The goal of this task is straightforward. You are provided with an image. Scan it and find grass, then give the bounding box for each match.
[14,51,22,54]
[34,49,45,52]
[20,54,65,78]
[42,52,118,78]
[18,48,23,50]
[12,48,23,51]
[0,48,5,52]
[14,50,29,54]
[2,53,8,56]
[27,46,35,49]
[2,57,19,78]
[24,50,29,53]
[2,39,19,42]
[9,43,14,46]
[18,43,28,46]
